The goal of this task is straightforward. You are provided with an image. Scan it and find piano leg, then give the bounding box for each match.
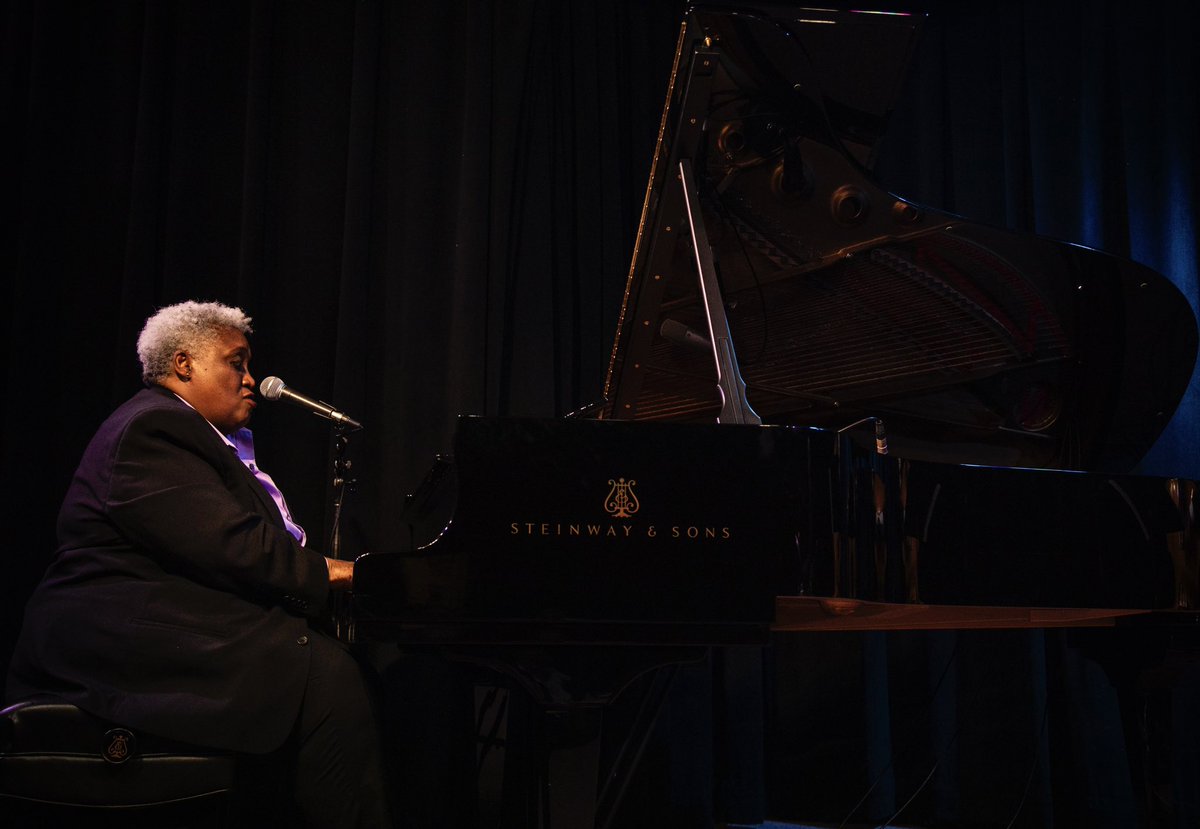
[465,650,702,829]
[508,666,681,829]
[593,666,678,828]
[537,709,603,829]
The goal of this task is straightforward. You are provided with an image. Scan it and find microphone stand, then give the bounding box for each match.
[329,425,358,639]
[329,426,357,559]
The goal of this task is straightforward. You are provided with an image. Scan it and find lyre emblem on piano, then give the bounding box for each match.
[605,478,640,519]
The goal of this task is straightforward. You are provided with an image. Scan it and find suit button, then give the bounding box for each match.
[297,635,309,646]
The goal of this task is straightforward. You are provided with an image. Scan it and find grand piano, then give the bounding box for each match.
[351,0,1198,643]
[347,2,1199,825]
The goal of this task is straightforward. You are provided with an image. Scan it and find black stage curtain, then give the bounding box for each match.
[2,1,1198,827]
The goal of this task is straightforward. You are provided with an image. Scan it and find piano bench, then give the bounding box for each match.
[0,696,246,828]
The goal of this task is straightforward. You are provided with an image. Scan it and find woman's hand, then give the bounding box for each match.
[325,557,355,591]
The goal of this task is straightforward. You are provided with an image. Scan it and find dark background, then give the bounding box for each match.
[3,1,1198,826]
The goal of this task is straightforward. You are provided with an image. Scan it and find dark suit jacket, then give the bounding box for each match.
[6,386,331,753]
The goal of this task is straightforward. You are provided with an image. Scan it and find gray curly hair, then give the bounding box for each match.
[136,300,254,385]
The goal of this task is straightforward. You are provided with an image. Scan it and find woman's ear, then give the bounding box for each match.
[172,350,193,381]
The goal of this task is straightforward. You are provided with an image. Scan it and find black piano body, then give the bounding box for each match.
[351,416,1199,648]
[350,415,829,653]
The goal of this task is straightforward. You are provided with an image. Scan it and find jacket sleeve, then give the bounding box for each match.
[101,404,330,614]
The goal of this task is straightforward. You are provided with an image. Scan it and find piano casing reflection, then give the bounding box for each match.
[351,416,831,656]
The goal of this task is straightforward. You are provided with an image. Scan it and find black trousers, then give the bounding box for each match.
[282,630,392,829]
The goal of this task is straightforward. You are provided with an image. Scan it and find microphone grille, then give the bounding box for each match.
[260,376,286,401]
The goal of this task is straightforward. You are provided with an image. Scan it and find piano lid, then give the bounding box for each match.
[600,3,1198,473]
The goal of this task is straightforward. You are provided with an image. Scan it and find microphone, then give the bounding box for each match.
[659,318,710,351]
[259,376,363,430]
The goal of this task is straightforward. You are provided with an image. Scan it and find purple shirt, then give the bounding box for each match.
[227,428,307,546]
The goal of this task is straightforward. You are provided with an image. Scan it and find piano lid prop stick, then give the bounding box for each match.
[678,158,761,426]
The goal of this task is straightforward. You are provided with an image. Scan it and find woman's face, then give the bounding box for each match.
[180,328,257,434]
